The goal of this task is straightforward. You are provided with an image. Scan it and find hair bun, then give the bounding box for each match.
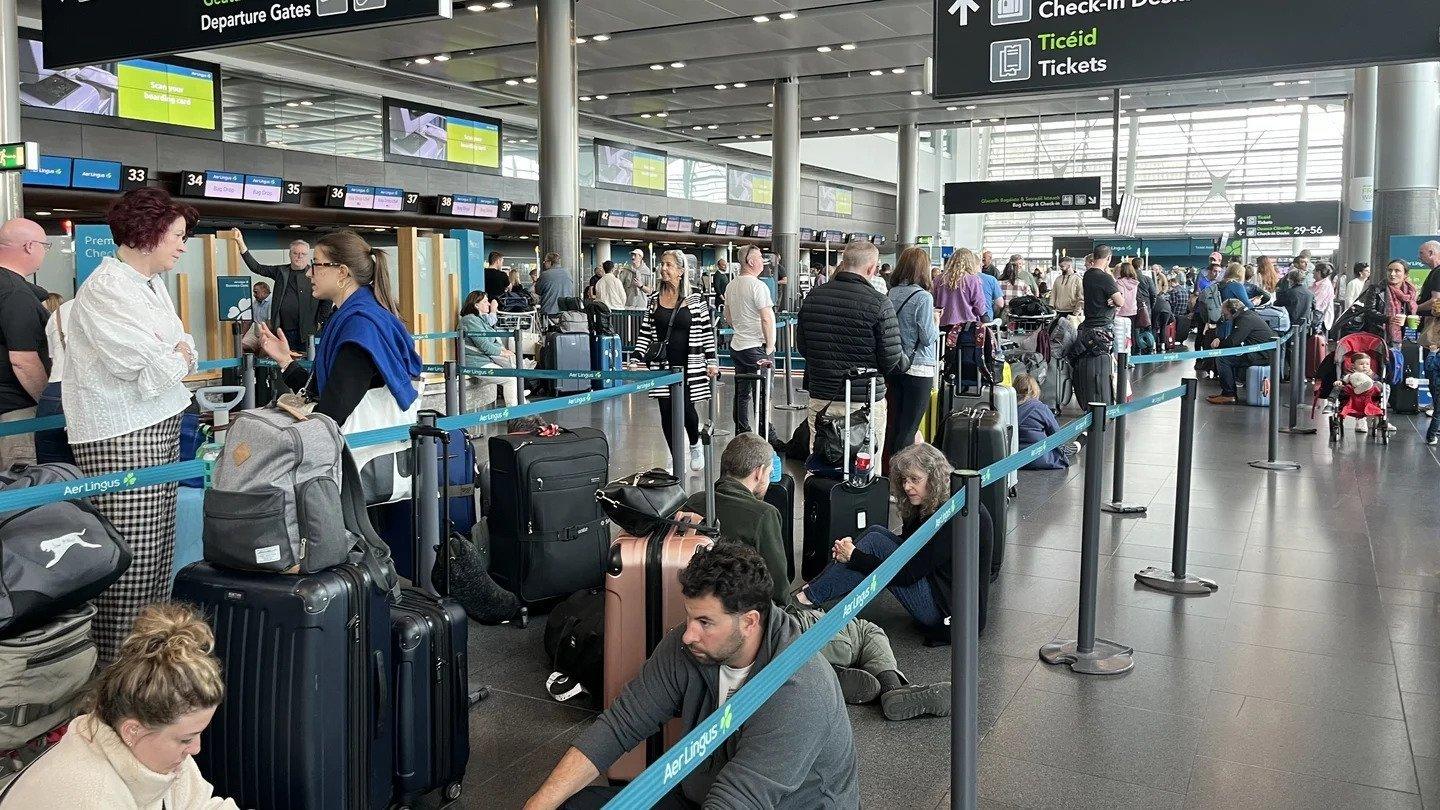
[121,603,214,662]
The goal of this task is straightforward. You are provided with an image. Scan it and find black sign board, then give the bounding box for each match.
[746,224,773,239]
[932,0,1440,102]
[1234,201,1341,239]
[42,0,452,69]
[945,177,1102,215]
[799,227,816,242]
[817,229,845,243]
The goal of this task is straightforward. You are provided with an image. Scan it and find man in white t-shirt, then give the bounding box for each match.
[625,248,654,308]
[726,245,777,438]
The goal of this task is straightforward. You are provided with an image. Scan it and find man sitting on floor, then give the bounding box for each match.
[682,432,951,721]
[1207,298,1279,405]
[524,543,860,810]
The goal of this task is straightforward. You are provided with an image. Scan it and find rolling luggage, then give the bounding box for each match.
[603,515,716,781]
[1070,351,1114,407]
[378,424,478,588]
[1245,364,1273,407]
[487,426,610,604]
[953,353,1020,493]
[1306,335,1329,380]
[801,371,891,581]
[737,367,797,581]
[389,418,470,808]
[939,406,1010,581]
[592,333,623,390]
[172,561,393,810]
[543,332,592,395]
[1392,343,1422,414]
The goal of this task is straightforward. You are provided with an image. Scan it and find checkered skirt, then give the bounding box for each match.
[70,412,183,663]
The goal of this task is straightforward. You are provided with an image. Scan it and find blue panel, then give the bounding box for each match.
[22,154,72,187]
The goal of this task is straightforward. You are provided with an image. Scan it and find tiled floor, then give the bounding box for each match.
[435,361,1437,808]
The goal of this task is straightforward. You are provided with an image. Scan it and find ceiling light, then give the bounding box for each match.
[1275,98,1288,103]
[753,14,771,22]
[816,46,833,53]
[267,141,284,147]
[869,69,884,76]
[827,114,839,119]
[299,100,314,105]
[707,124,718,129]
[1298,96,1310,101]
[1135,108,1148,112]
[1120,94,1131,99]
[414,57,431,65]
[655,112,667,118]
[692,125,703,131]
[989,117,1000,122]
[670,61,685,68]
[715,84,728,90]
[946,105,957,111]
[650,64,665,70]
[574,36,587,44]
[288,224,303,229]
[779,11,798,19]
[641,113,653,118]
[811,116,823,121]
[965,104,976,110]
[505,79,520,86]
[1297,79,1311,85]
[849,127,859,131]
[466,2,487,10]
[519,139,530,143]
[34,211,50,216]
[286,101,299,107]
[767,102,774,108]
[433,54,450,62]
[840,43,857,51]
[865,126,875,131]
[491,1,511,7]
[1272,81,1287,87]
[372,114,382,119]
[1097,95,1110,101]
[579,95,592,101]
[910,90,923,96]
[522,76,537,84]
[891,67,906,74]
[594,94,608,100]
[733,82,747,88]
[592,34,611,42]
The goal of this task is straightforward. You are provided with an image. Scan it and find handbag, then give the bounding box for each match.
[813,403,871,468]
[640,303,675,365]
[1134,297,1152,329]
[343,381,423,506]
[596,469,711,537]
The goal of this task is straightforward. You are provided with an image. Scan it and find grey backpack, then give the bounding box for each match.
[203,408,398,594]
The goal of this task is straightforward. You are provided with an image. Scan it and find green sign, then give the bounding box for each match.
[218,276,255,322]
[0,142,38,172]
[116,61,216,130]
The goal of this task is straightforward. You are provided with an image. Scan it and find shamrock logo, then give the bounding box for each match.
[720,704,734,732]
[122,472,137,487]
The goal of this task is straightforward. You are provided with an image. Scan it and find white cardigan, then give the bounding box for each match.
[61,256,197,443]
[1,714,238,809]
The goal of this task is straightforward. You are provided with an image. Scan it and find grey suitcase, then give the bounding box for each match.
[544,332,592,395]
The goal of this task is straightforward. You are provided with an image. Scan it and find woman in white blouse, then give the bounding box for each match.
[63,187,199,664]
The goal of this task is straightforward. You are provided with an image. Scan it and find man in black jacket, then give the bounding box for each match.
[797,240,908,461]
[1207,300,1278,404]
[233,232,331,351]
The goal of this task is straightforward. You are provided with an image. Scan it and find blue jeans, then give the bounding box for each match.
[33,382,73,466]
[1217,356,1258,397]
[1429,375,1440,440]
[803,527,944,629]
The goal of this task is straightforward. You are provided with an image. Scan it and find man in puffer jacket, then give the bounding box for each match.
[797,240,909,461]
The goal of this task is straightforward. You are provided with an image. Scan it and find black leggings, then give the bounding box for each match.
[657,394,701,460]
[884,374,932,474]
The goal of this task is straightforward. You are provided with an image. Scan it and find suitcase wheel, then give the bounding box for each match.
[445,783,463,802]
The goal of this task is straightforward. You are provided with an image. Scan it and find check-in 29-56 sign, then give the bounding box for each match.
[932,0,1440,101]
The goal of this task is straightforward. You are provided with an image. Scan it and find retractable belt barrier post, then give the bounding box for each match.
[412,410,442,596]
[951,470,982,810]
[778,316,805,411]
[1102,352,1147,516]
[241,354,256,411]
[1041,402,1135,675]
[669,372,686,479]
[1250,331,1303,472]
[1280,316,1317,436]
[1135,378,1219,594]
[513,327,528,407]
[444,361,461,417]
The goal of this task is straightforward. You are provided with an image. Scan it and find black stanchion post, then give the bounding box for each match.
[415,410,442,595]
[779,317,806,411]
[950,470,981,810]
[1041,403,1135,674]
[241,353,256,410]
[1280,319,1317,435]
[669,374,687,479]
[444,360,460,416]
[1136,378,1218,594]
[1250,336,1303,471]
[1103,352,1147,515]
[513,327,528,407]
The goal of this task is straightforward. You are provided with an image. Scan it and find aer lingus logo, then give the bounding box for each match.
[123,471,137,487]
[720,704,734,732]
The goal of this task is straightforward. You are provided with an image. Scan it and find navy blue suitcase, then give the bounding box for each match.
[378,428,478,586]
[592,333,623,390]
[172,562,393,810]
[391,588,469,806]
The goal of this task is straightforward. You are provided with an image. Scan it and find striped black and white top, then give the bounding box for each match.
[632,291,718,401]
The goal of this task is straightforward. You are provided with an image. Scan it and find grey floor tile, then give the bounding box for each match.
[978,607,1067,660]
[1023,649,1218,717]
[977,751,1185,809]
[1387,604,1440,648]
[1008,520,1127,556]
[1239,545,1378,586]
[467,721,588,808]
[1223,602,1395,664]
[1144,503,1252,528]
[1211,642,1404,720]
[1110,542,1242,571]
[853,706,951,809]
[1184,756,1422,810]
[1394,643,1440,696]
[1405,692,1440,759]
[1093,561,1238,620]
[1230,570,1385,617]
[998,544,1089,582]
[1122,521,1250,556]
[1377,570,1440,594]
[989,572,1082,618]
[1196,694,1418,793]
[1417,756,1438,809]
[981,688,1200,792]
[1382,588,1440,609]
[1081,599,1231,663]
[466,690,597,789]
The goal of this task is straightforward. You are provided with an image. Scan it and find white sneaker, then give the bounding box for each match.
[1354,419,1368,434]
[689,444,704,472]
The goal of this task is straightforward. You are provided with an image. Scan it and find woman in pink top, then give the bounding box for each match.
[1115,263,1140,317]
[1310,263,1336,331]
[932,248,988,327]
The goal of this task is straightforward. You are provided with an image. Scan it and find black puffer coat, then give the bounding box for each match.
[796,271,909,401]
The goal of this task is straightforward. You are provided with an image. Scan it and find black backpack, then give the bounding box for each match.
[1007,295,1054,318]
[544,588,605,702]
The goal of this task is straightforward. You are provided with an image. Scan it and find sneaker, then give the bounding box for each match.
[880,683,953,721]
[1428,436,1438,446]
[1385,422,1398,433]
[1354,419,1368,434]
[689,443,704,472]
[1206,394,1237,405]
[833,666,882,705]
[1061,441,1080,459]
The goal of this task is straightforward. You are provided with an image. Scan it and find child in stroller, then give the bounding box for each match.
[1316,332,1395,443]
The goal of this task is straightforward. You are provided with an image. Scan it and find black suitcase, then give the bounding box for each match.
[391,419,471,807]
[172,562,393,810]
[1070,350,1114,407]
[737,368,798,582]
[488,426,611,604]
[1393,343,1421,414]
[939,407,1010,582]
[801,371,890,581]
[544,332,592,395]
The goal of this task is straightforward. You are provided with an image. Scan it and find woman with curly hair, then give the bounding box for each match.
[62,188,198,663]
[795,443,993,640]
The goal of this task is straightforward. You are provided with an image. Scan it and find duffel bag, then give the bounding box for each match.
[595,469,688,537]
[0,465,130,638]
[0,604,96,749]
[543,588,604,702]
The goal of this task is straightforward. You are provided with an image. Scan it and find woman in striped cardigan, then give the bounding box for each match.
[630,250,718,472]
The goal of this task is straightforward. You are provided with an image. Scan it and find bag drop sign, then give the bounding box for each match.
[932,0,1440,101]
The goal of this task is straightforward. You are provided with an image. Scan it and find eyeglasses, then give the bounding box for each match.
[308,261,343,271]
[24,239,52,251]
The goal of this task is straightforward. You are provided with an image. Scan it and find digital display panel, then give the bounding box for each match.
[385,99,501,173]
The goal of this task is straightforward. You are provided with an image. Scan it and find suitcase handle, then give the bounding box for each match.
[372,648,388,737]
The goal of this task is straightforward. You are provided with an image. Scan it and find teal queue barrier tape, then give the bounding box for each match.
[0,414,66,438]
[979,414,1091,488]
[413,331,460,341]
[197,359,241,371]
[718,314,796,337]
[462,330,514,339]
[254,358,313,370]
[1106,384,1187,420]
[457,365,663,381]
[609,410,1097,809]
[0,460,208,513]
[1128,339,1281,366]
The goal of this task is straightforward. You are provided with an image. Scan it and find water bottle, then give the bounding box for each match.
[770,450,782,483]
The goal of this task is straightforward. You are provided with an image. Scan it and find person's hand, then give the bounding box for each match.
[257,322,292,365]
[1390,314,1404,327]
[624,361,639,371]
[833,537,855,563]
[501,347,515,359]
[230,229,248,254]
[175,342,195,367]
[706,364,719,380]
[758,355,774,369]
[1209,339,1220,348]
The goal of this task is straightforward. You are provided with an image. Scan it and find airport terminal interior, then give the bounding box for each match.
[0,0,1438,807]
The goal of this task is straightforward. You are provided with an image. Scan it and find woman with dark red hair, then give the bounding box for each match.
[62,187,198,663]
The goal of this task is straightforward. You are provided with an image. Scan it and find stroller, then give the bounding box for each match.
[1314,330,1401,444]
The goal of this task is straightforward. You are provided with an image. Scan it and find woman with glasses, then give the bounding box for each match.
[62,188,199,663]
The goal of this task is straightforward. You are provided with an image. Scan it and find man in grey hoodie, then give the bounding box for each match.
[524,543,860,810]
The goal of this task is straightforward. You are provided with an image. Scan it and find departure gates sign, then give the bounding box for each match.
[933,0,1440,101]
[41,0,453,69]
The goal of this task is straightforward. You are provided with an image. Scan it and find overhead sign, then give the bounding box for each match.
[932,0,1440,101]
[0,142,39,172]
[41,0,454,69]
[944,177,1101,214]
[1234,201,1340,239]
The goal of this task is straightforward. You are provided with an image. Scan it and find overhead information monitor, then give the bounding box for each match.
[932,0,1440,101]
[41,0,454,70]
[819,183,854,217]
[595,141,667,196]
[385,100,502,173]
[728,167,773,207]
[945,177,1102,214]
[1234,201,1341,238]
